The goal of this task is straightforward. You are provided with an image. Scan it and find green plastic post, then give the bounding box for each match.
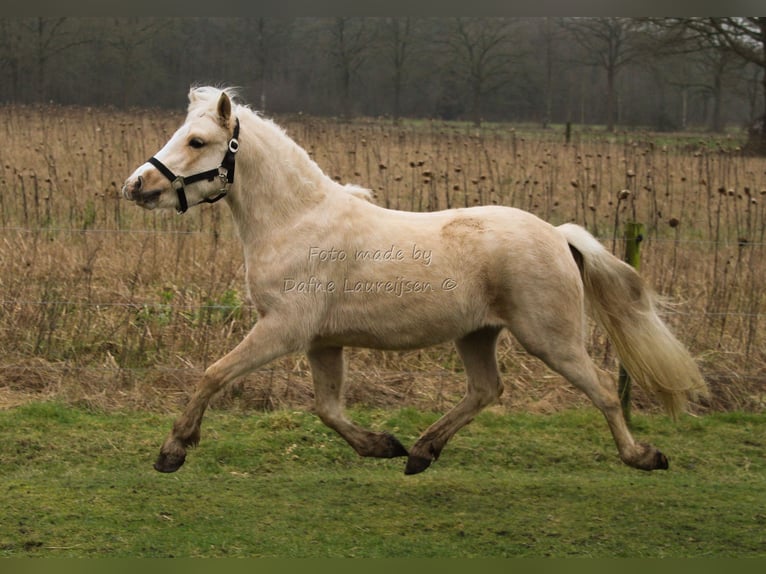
[618,222,644,426]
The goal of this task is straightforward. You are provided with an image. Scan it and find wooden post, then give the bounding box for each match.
[618,221,644,425]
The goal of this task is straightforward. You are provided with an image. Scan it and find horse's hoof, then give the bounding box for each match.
[154,451,186,473]
[383,432,409,458]
[404,455,432,475]
[630,443,670,471]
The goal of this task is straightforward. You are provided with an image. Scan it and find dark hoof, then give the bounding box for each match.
[632,444,670,471]
[405,455,432,475]
[154,451,186,473]
[383,432,409,458]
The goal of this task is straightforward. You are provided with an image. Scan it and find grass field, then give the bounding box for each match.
[0,402,763,557]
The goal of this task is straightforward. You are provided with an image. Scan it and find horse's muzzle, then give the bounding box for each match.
[122,175,161,207]
[121,175,141,200]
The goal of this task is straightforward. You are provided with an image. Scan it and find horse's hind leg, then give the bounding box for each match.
[508,307,669,471]
[406,327,503,475]
[539,350,667,470]
[309,346,408,459]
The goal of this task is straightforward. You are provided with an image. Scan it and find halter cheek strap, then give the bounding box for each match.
[148,118,240,214]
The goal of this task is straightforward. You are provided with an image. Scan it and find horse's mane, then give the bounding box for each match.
[187,85,246,115]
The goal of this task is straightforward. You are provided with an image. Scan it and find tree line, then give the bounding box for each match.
[1,17,764,149]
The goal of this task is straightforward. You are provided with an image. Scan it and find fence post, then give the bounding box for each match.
[618,221,644,426]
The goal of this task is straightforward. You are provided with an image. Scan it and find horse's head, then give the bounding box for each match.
[122,87,240,213]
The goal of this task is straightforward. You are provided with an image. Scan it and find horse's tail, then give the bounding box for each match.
[557,223,709,419]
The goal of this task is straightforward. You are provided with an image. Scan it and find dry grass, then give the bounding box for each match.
[0,105,764,414]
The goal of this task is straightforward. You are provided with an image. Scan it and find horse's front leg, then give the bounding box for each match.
[309,346,408,459]
[154,317,299,472]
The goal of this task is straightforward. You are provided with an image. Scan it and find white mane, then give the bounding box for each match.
[187,85,244,114]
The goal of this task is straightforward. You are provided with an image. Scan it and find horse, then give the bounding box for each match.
[122,86,708,475]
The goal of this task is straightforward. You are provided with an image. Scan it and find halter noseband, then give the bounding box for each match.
[148,118,240,214]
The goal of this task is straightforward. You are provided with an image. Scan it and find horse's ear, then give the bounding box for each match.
[217,92,232,126]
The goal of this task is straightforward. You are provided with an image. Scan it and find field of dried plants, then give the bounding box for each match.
[0,104,764,414]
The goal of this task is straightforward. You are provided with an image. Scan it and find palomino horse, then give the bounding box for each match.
[122,87,708,475]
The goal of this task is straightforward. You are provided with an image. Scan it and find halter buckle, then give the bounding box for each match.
[171,176,185,191]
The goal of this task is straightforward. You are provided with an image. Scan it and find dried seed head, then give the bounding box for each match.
[668,217,680,228]
[618,189,631,201]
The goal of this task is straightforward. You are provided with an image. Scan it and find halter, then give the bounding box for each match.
[148,118,240,214]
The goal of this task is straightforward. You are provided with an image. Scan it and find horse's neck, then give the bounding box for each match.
[226,113,336,245]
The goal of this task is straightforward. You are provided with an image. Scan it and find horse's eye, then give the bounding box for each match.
[189,138,205,149]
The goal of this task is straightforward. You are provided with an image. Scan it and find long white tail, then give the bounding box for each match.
[558,223,709,418]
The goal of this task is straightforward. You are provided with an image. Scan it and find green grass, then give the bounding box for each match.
[0,403,763,557]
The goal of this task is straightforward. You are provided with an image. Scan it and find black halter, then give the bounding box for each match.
[148,118,240,214]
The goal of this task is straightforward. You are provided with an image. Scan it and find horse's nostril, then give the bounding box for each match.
[136,175,143,191]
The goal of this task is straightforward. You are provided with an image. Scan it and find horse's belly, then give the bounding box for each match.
[314,290,490,350]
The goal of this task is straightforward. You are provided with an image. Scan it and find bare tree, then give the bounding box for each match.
[0,19,23,101]
[688,18,766,153]
[328,17,372,119]
[444,18,519,126]
[380,17,413,123]
[104,18,164,108]
[535,17,567,128]
[561,17,651,132]
[250,18,270,111]
[650,18,747,132]
[27,18,93,102]
[242,18,291,112]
